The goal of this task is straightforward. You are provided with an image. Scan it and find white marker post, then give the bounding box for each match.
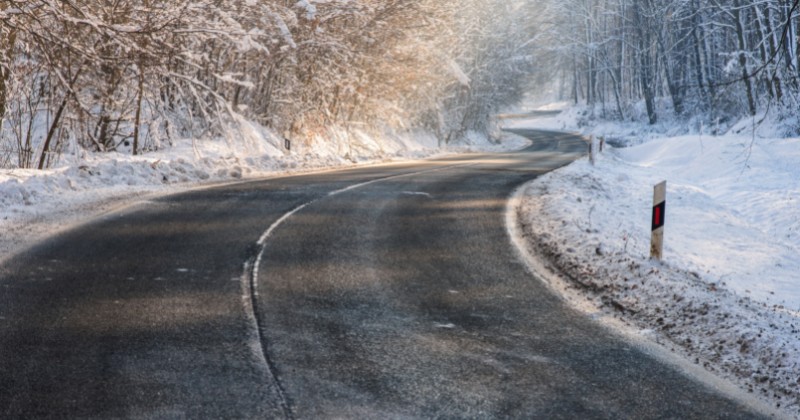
[589,135,597,166]
[650,181,667,260]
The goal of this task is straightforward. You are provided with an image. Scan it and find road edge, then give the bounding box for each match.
[0,134,533,268]
[505,181,784,419]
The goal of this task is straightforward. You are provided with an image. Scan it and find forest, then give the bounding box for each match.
[0,0,798,170]
[0,0,542,169]
[545,0,800,132]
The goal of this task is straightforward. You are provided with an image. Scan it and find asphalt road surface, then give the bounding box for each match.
[0,130,768,418]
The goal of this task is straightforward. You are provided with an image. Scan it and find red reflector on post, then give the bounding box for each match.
[652,202,666,231]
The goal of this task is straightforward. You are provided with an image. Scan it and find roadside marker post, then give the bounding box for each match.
[589,135,597,165]
[650,181,667,260]
[284,138,291,151]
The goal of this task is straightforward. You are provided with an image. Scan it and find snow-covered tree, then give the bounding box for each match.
[539,0,800,131]
[0,0,553,168]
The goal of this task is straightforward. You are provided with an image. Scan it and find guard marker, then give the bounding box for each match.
[589,135,597,166]
[650,181,667,260]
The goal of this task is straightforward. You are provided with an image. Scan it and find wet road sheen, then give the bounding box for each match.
[0,130,766,418]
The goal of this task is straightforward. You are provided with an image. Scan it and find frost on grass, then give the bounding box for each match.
[516,142,800,416]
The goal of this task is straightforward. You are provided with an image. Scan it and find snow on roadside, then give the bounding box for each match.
[511,107,800,416]
[0,124,527,262]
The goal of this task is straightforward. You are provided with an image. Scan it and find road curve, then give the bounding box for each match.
[0,130,766,418]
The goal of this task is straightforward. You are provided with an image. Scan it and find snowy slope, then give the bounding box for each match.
[511,106,800,416]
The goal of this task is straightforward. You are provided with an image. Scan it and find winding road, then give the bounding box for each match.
[0,130,766,418]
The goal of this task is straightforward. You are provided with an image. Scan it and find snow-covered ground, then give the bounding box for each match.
[4,101,798,414]
[0,123,526,263]
[509,104,800,416]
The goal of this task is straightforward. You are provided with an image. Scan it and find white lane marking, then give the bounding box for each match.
[257,203,310,246]
[239,260,291,415]
[249,162,474,298]
[401,191,432,198]
[252,203,310,297]
[240,261,264,358]
[327,163,473,197]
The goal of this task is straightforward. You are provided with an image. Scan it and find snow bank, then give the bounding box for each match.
[511,106,800,416]
[604,135,800,307]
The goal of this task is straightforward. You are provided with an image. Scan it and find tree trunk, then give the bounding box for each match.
[38,66,83,170]
[633,2,657,124]
[763,5,783,100]
[38,94,70,170]
[691,2,709,102]
[795,5,800,79]
[0,63,8,134]
[733,0,758,116]
[133,64,145,156]
[641,53,657,124]
[657,32,685,115]
[572,54,580,104]
[0,30,15,134]
[754,7,776,99]
[584,8,595,105]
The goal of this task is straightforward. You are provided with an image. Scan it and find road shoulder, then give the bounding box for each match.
[507,175,792,418]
